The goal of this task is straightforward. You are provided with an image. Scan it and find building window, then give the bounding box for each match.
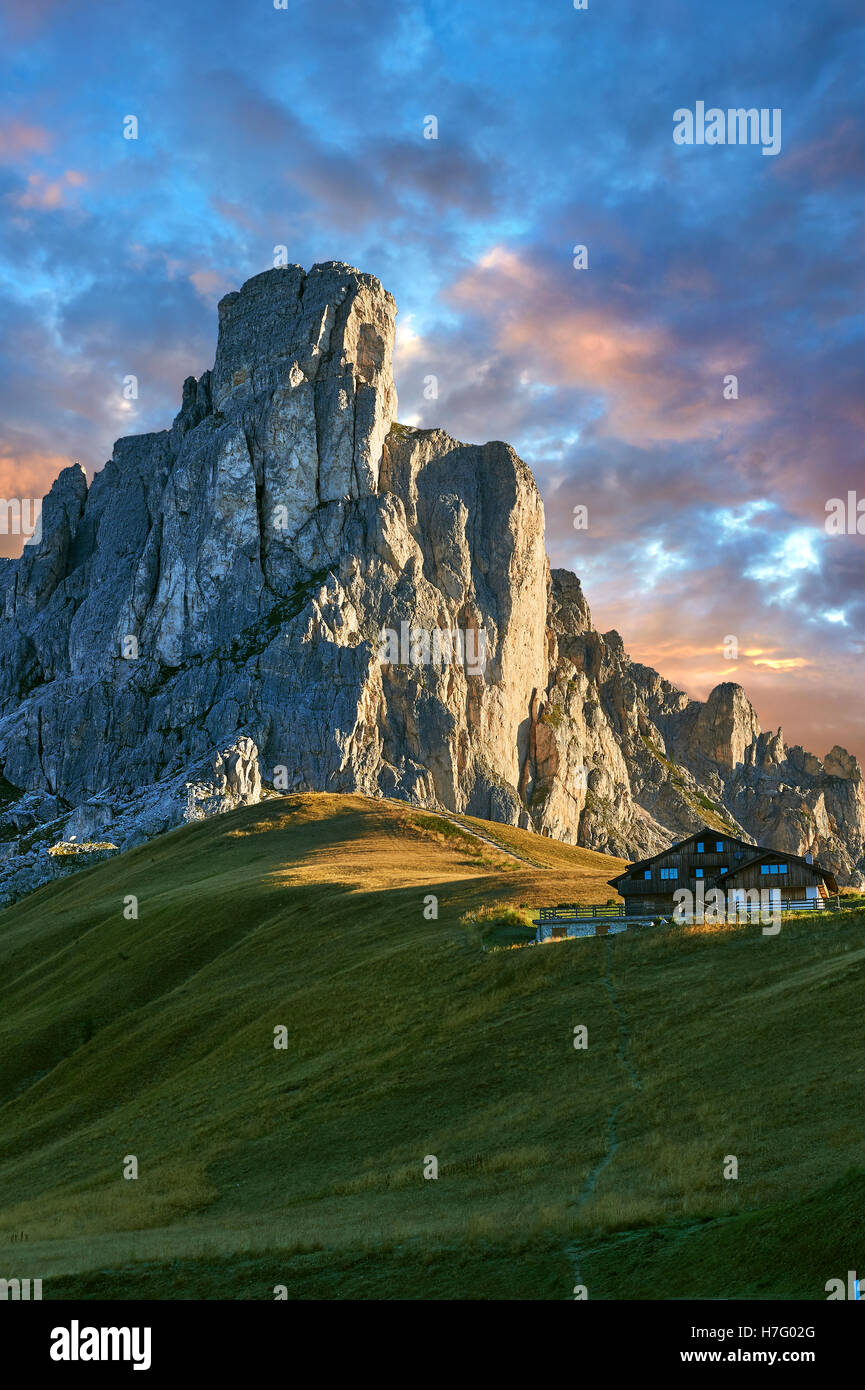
[761,862,788,875]
[696,841,704,853]
[761,864,770,874]
[660,867,678,880]
[695,868,703,879]
[715,840,724,851]
[644,870,651,879]
[720,866,728,874]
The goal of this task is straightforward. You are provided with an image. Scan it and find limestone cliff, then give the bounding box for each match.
[535,571,865,882]
[0,263,862,902]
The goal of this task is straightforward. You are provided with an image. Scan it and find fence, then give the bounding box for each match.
[536,904,625,922]
[533,895,848,937]
[537,896,842,924]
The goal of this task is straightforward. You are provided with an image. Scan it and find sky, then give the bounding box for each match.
[1,0,863,761]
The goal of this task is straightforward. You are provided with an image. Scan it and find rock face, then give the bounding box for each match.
[0,261,863,902]
[536,578,865,883]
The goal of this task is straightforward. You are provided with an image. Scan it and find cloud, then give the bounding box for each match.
[10,168,87,210]
[775,117,865,189]
[0,436,72,557]
[189,268,235,303]
[446,246,768,445]
[0,0,861,762]
[0,120,53,160]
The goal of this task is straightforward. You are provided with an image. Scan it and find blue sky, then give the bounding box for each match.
[1,0,864,758]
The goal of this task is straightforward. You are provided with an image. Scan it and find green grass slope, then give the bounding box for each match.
[0,793,861,1300]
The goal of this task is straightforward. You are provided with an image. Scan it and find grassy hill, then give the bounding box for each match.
[0,792,862,1300]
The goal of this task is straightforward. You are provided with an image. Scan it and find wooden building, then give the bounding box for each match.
[720,848,837,907]
[608,827,838,915]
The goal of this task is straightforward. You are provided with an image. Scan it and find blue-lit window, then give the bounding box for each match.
[716,840,724,851]
[644,870,651,879]
[770,864,779,874]
[720,867,728,875]
[660,867,678,880]
[778,864,788,874]
[695,868,704,879]
[696,841,704,853]
[761,864,770,874]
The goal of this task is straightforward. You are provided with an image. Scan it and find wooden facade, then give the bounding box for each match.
[608,828,838,914]
[722,850,836,905]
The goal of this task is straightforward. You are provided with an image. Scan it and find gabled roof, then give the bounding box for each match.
[608,833,837,894]
[607,826,755,889]
[714,848,838,894]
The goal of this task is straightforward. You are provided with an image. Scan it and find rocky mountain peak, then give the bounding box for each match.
[0,263,862,902]
[693,681,763,770]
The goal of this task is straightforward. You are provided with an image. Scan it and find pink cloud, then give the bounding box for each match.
[0,0,83,41]
[0,119,54,161]
[0,444,73,558]
[448,247,767,445]
[11,168,88,210]
[775,118,865,188]
[189,267,235,303]
[210,197,261,234]
[589,592,865,763]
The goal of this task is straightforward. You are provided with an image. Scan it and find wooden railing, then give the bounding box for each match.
[535,897,844,926]
[726,896,840,913]
[536,904,625,922]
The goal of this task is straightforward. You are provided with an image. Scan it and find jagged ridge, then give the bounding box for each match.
[0,262,861,901]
